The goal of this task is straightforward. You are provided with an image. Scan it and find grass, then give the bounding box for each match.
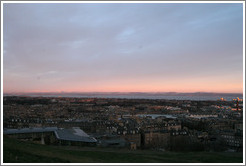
[3,136,243,163]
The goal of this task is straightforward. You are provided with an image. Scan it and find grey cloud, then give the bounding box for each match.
[3,3,243,92]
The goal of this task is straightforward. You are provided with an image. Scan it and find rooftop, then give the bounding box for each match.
[3,127,58,134]
[3,127,97,143]
[55,127,97,143]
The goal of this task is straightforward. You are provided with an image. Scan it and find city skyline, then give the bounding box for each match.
[3,3,244,93]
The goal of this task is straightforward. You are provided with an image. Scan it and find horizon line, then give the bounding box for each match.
[3,91,243,95]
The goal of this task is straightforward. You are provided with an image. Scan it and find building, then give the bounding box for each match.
[3,127,97,146]
[143,130,170,149]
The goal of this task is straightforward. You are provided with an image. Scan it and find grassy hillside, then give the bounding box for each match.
[3,136,243,163]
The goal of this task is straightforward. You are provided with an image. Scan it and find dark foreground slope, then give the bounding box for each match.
[3,136,243,163]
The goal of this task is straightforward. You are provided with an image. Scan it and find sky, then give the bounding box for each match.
[3,3,244,93]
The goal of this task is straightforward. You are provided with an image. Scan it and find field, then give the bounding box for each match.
[3,136,243,163]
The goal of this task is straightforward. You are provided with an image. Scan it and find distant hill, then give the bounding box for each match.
[4,92,243,97]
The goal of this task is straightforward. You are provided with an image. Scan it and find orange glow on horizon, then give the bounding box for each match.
[3,74,243,94]
[4,83,243,94]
